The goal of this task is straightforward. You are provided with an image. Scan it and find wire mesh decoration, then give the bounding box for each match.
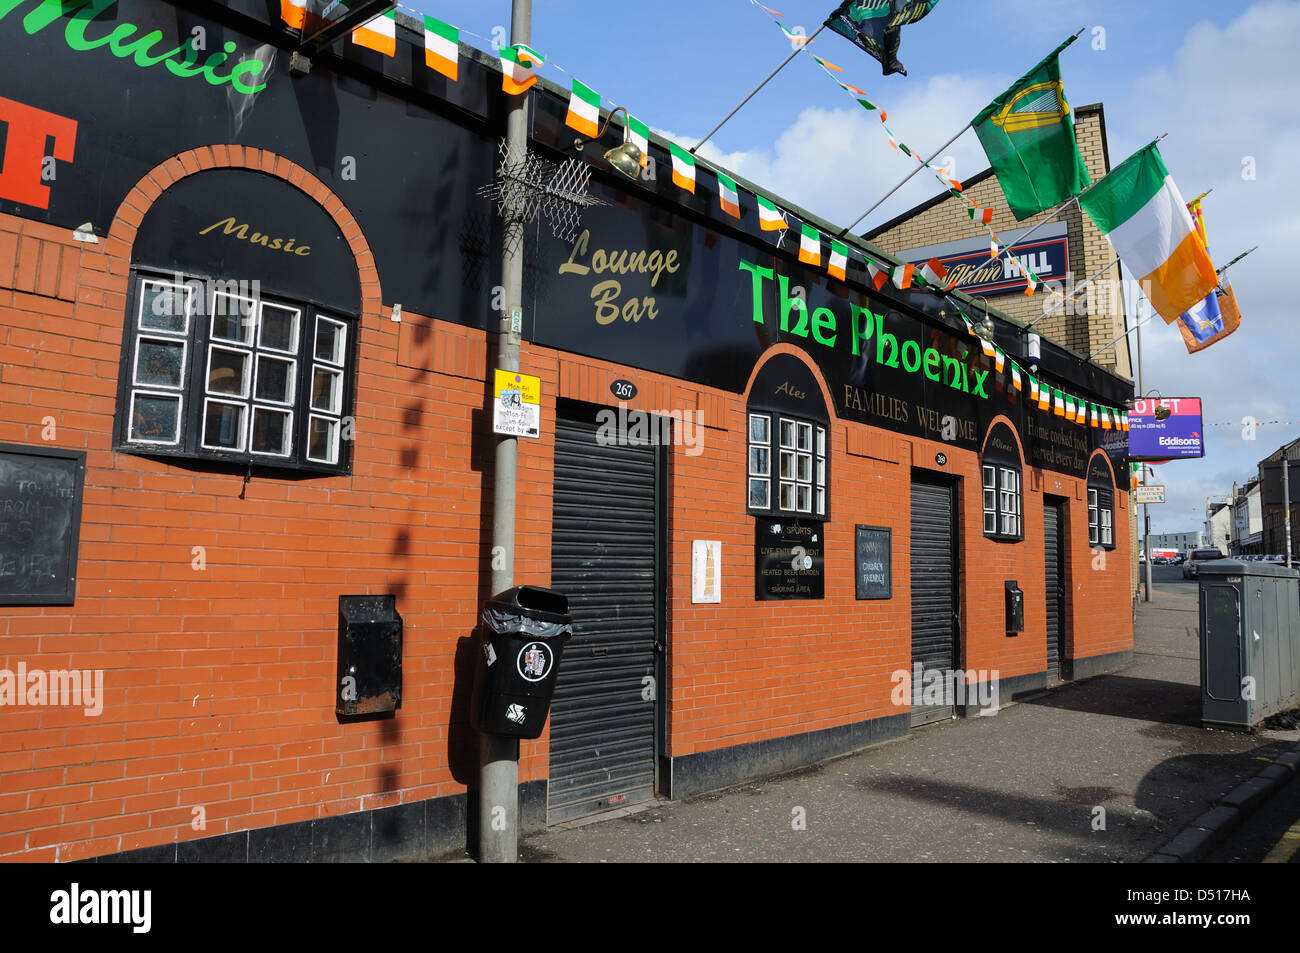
[476,139,607,249]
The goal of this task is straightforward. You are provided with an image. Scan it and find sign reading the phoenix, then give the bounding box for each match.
[1128,397,1204,460]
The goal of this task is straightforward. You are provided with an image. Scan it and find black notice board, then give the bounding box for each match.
[855,525,892,600]
[755,520,825,600]
[0,443,86,606]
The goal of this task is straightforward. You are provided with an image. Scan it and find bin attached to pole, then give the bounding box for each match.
[1198,560,1300,729]
[471,585,572,739]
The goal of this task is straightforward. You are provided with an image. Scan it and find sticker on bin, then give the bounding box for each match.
[505,704,526,724]
[484,643,497,666]
[518,642,552,682]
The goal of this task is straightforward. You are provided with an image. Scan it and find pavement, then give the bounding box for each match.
[505,567,1300,863]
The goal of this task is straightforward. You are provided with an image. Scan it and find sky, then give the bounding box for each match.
[406,0,1299,538]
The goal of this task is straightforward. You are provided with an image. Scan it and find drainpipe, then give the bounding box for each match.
[480,0,531,865]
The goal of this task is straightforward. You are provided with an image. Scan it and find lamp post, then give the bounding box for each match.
[481,0,532,866]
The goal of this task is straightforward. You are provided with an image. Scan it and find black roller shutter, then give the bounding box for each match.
[910,478,957,726]
[548,402,662,824]
[1044,501,1066,681]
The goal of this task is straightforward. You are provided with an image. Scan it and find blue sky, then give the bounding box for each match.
[404,0,1299,539]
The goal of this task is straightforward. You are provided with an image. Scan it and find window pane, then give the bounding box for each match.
[129,392,181,444]
[779,482,796,511]
[208,347,250,397]
[797,484,811,513]
[816,427,825,456]
[139,281,191,335]
[250,407,292,456]
[748,478,770,509]
[211,294,255,344]
[983,465,996,490]
[315,317,346,365]
[749,446,769,476]
[749,414,769,444]
[797,453,812,482]
[984,511,997,534]
[983,489,996,512]
[202,400,246,451]
[816,487,825,516]
[134,338,185,388]
[308,415,339,464]
[780,451,796,480]
[796,422,812,451]
[779,419,795,449]
[259,303,300,354]
[816,457,825,487]
[255,356,295,404]
[311,367,342,413]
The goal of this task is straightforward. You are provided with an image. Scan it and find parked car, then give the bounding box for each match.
[1173,552,1187,564]
[1183,548,1227,579]
[1262,554,1288,565]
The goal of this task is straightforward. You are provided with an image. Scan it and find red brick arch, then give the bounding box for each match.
[106,145,382,320]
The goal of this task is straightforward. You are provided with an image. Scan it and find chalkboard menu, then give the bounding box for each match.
[0,444,86,606]
[755,520,824,600]
[855,525,892,600]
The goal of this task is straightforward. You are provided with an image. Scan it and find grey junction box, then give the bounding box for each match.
[1198,560,1300,729]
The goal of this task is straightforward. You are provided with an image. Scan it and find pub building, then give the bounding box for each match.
[0,1,1134,861]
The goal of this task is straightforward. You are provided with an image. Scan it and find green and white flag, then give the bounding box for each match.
[972,35,1091,220]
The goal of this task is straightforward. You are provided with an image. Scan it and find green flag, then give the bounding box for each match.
[972,35,1091,221]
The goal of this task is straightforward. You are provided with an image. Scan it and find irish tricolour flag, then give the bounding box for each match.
[565,79,601,139]
[1079,143,1218,323]
[669,143,696,193]
[757,195,786,231]
[828,240,849,282]
[500,44,544,95]
[799,224,821,267]
[624,115,650,169]
[352,9,395,56]
[716,172,741,219]
[425,16,458,81]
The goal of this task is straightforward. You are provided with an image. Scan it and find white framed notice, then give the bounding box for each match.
[692,540,722,604]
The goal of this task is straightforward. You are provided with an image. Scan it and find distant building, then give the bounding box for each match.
[1149,531,1200,552]
[1258,437,1300,558]
[1229,479,1264,556]
[1204,500,1233,555]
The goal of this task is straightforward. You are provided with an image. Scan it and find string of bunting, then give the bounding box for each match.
[745,1,1069,302]
[282,2,1125,426]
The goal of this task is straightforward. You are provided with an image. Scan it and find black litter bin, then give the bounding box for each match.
[471,585,572,739]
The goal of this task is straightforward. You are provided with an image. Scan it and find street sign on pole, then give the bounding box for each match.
[1134,485,1166,504]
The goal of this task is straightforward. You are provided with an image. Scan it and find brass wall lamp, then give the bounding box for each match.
[573,105,644,179]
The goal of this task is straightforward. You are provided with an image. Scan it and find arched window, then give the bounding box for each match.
[1087,454,1116,550]
[981,421,1022,542]
[746,354,830,519]
[113,169,361,474]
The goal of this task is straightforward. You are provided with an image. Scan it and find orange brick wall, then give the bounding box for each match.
[0,145,1132,862]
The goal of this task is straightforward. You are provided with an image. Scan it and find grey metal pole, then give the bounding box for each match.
[837,122,972,238]
[480,0,531,865]
[1284,457,1293,569]
[690,23,827,155]
[1135,289,1152,603]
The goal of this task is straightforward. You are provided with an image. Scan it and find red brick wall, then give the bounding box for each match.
[0,145,1132,862]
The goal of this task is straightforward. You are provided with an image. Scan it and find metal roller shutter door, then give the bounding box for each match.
[548,404,659,824]
[910,480,957,726]
[1045,503,1064,681]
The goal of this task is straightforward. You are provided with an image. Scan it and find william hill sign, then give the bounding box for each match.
[900,228,1070,296]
